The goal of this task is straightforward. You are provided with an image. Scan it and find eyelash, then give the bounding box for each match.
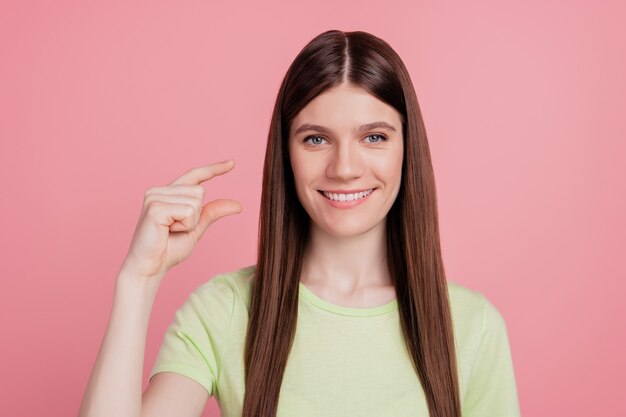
[303,134,389,146]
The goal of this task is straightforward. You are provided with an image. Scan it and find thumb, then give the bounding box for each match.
[195,199,243,239]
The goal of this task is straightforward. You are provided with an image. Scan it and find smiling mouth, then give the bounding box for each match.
[318,189,375,202]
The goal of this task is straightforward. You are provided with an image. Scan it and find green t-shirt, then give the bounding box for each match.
[150,265,521,416]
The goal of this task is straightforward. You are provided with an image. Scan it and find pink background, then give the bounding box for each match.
[1,1,624,416]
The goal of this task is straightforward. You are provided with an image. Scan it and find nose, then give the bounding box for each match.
[326,140,364,181]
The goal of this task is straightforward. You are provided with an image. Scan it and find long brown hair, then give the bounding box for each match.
[244,29,461,417]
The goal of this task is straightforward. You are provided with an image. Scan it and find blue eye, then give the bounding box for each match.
[364,134,388,144]
[304,136,327,145]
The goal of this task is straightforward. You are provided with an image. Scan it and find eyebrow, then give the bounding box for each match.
[293,121,397,135]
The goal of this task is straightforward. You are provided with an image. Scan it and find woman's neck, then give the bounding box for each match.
[300,221,392,296]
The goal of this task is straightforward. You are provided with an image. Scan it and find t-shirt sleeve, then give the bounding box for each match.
[148,274,235,396]
[461,294,521,417]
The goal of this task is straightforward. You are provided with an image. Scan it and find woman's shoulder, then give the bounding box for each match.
[446,281,519,413]
[447,281,486,313]
[446,280,510,342]
[190,264,256,311]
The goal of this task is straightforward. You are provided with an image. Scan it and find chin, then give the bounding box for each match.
[318,220,383,239]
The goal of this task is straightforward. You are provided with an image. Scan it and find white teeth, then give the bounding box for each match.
[322,189,374,202]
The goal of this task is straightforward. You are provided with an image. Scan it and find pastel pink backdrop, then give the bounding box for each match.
[1,1,624,416]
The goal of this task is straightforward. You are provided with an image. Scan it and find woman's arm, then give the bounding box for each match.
[142,373,208,417]
[78,161,241,417]
[78,268,158,417]
[78,269,208,417]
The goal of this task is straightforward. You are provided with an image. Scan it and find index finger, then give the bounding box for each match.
[168,159,236,186]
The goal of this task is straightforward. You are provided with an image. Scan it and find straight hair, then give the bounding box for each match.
[243,29,461,417]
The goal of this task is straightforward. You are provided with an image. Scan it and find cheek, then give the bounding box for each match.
[384,165,403,186]
[371,150,404,184]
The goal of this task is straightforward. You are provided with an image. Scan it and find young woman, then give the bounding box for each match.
[79,30,520,417]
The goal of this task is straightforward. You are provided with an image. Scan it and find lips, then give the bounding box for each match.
[318,188,375,202]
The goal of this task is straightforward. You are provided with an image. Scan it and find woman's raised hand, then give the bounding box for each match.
[120,160,242,280]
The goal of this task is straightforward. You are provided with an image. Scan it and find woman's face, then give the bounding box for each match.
[288,83,404,238]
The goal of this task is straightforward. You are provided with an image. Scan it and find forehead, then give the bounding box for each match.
[289,84,403,135]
